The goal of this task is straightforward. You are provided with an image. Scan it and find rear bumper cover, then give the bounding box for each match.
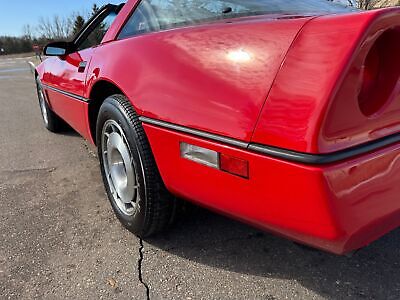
[143,121,400,254]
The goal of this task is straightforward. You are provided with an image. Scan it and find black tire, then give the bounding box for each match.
[36,77,65,133]
[96,94,176,237]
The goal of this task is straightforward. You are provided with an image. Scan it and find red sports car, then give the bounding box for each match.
[35,0,400,255]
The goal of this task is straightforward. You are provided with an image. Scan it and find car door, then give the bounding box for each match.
[43,5,120,136]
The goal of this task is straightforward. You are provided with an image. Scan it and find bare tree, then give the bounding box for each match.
[22,24,33,40]
[37,15,74,40]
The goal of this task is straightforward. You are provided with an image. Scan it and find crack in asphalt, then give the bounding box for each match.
[138,238,150,300]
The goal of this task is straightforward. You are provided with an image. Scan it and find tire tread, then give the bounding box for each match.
[99,95,176,237]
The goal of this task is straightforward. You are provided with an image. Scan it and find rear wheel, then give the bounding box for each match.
[36,78,64,132]
[96,94,176,237]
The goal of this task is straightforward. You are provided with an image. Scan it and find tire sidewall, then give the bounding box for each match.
[96,96,147,235]
[36,77,61,132]
[36,78,49,128]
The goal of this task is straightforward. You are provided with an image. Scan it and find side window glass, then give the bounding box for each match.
[118,3,157,39]
[78,11,117,51]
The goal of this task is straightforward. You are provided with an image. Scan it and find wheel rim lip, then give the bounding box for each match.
[101,119,138,216]
[38,88,49,126]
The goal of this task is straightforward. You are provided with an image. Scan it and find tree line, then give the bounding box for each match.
[0,4,100,55]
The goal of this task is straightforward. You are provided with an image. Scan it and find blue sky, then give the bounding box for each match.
[0,0,124,36]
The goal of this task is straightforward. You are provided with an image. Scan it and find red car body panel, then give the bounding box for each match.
[36,0,400,254]
[143,123,400,254]
[87,16,312,142]
[252,8,400,154]
[38,47,95,137]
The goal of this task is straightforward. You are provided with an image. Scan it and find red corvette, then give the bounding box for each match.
[35,0,400,254]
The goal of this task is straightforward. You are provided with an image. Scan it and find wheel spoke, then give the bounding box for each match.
[110,123,119,134]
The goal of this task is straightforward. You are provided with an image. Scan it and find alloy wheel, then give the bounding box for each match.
[101,119,139,216]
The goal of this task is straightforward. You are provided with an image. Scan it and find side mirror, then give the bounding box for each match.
[44,41,74,57]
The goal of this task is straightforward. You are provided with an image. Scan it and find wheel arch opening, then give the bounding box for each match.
[88,80,123,145]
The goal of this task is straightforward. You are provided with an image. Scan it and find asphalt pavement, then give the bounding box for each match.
[0,55,399,300]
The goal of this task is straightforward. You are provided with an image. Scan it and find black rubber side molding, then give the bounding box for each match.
[140,116,400,165]
[248,133,400,165]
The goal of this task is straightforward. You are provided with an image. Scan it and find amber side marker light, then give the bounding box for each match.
[180,142,249,179]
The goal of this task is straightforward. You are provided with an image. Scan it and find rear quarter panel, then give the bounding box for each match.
[87,16,310,142]
[251,8,400,154]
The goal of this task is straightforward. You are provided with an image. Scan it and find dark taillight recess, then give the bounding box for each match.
[358,28,400,116]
